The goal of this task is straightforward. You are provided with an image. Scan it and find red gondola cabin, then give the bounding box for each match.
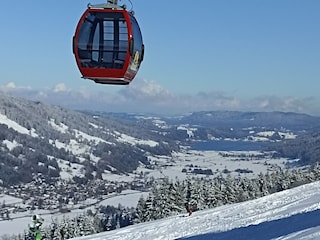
[73,3,144,84]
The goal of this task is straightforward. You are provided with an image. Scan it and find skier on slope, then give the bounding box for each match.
[185,201,193,216]
[29,214,44,240]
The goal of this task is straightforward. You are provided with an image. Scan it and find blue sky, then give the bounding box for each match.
[0,0,319,115]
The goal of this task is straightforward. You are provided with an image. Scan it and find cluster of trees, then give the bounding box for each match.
[135,165,320,222]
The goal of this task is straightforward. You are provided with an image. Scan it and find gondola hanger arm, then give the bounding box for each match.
[87,0,127,10]
[87,0,135,14]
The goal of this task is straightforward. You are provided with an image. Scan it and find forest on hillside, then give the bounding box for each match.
[268,131,320,166]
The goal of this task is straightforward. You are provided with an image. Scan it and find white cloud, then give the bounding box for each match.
[6,82,16,88]
[119,79,173,101]
[0,80,319,116]
[2,82,31,91]
[248,95,314,113]
[53,83,68,93]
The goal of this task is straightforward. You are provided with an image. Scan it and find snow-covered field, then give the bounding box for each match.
[140,150,289,181]
[71,181,320,240]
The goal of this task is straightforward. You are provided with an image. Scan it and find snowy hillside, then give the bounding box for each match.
[0,92,179,186]
[72,181,320,240]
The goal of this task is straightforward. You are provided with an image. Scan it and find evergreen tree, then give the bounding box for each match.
[257,172,269,197]
[135,196,146,223]
[153,179,173,219]
[142,194,155,221]
[209,179,224,208]
[222,174,238,204]
[190,179,205,210]
[168,180,186,213]
[77,214,96,236]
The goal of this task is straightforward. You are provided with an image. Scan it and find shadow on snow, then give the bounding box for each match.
[179,209,320,240]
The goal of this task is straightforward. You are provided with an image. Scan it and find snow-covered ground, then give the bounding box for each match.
[48,149,288,183]
[142,150,289,181]
[71,181,320,240]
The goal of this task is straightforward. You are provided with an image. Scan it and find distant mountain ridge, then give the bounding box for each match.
[169,111,320,130]
[106,110,320,143]
[107,110,320,131]
[0,92,319,186]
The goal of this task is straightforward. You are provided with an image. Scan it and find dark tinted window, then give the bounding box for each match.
[77,11,128,69]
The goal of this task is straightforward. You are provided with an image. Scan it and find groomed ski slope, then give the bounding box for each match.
[72,181,320,240]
